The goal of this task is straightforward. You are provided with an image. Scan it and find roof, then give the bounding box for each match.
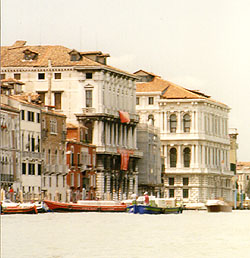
[1,78,24,85]
[237,162,250,169]
[134,69,160,78]
[1,41,135,78]
[136,73,227,106]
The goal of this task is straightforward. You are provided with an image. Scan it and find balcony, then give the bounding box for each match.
[82,107,96,114]
[0,174,14,182]
[22,151,43,160]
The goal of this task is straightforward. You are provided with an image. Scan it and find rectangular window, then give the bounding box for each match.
[183,189,189,198]
[54,73,61,79]
[70,173,74,187]
[183,177,189,186]
[169,189,175,198]
[86,90,92,107]
[38,92,45,103]
[169,177,175,185]
[37,113,40,123]
[38,164,41,175]
[50,119,57,134]
[56,175,59,187]
[31,137,35,152]
[136,97,140,105]
[28,163,34,175]
[148,97,154,105]
[71,152,74,166]
[54,92,62,109]
[77,153,81,166]
[78,174,81,187]
[0,74,6,80]
[49,177,52,187]
[22,163,26,175]
[21,110,25,120]
[86,73,92,79]
[38,73,45,80]
[14,73,21,80]
[28,111,34,122]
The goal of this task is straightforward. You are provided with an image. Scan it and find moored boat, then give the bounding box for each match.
[127,204,182,214]
[1,205,38,215]
[43,200,127,212]
[206,199,232,212]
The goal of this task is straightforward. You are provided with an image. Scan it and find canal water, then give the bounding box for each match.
[1,210,250,258]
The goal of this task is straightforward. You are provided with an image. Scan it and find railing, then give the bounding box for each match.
[0,174,14,182]
[22,151,43,159]
[82,107,96,114]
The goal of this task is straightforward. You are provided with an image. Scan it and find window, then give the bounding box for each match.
[86,90,92,107]
[0,74,6,80]
[28,111,34,122]
[170,148,177,167]
[77,153,81,166]
[170,114,177,133]
[31,136,35,152]
[70,150,74,166]
[77,174,81,187]
[183,189,189,198]
[28,163,35,175]
[21,110,25,120]
[22,163,26,175]
[169,177,175,185]
[38,164,41,175]
[14,73,21,80]
[169,189,175,198]
[148,114,154,126]
[183,177,189,186]
[136,97,140,105]
[86,73,92,79]
[56,175,59,187]
[71,54,78,61]
[37,113,40,123]
[54,92,62,109]
[38,92,45,103]
[70,173,74,187]
[148,97,154,105]
[183,148,191,168]
[183,114,191,132]
[49,176,52,187]
[54,73,61,79]
[50,119,57,134]
[38,73,45,80]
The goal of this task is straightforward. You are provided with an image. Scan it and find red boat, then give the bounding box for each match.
[1,205,38,215]
[44,200,127,213]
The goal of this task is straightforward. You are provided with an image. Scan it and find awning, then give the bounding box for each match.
[119,111,130,123]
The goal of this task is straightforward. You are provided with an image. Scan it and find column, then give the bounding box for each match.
[177,112,181,133]
[177,145,182,168]
[191,111,196,133]
[191,145,195,168]
[124,125,127,147]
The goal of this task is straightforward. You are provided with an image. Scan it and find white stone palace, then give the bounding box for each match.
[135,70,233,203]
[1,41,142,200]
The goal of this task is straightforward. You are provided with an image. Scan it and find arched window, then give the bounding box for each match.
[170,114,177,133]
[148,114,154,126]
[183,114,191,132]
[170,148,177,167]
[183,147,191,167]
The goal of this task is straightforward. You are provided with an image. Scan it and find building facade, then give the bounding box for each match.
[1,41,142,201]
[136,123,162,196]
[66,124,97,201]
[237,162,250,198]
[41,107,67,202]
[135,70,233,203]
[0,94,21,196]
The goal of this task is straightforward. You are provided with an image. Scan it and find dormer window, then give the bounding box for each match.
[69,50,81,61]
[23,49,38,61]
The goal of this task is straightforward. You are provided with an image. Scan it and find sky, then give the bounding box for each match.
[1,0,249,161]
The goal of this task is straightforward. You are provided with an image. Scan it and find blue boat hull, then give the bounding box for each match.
[127,205,183,214]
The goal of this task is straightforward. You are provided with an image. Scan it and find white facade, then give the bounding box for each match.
[136,76,234,203]
[8,97,43,201]
[0,95,21,193]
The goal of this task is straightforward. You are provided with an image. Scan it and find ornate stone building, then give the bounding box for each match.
[135,70,233,203]
[1,41,142,201]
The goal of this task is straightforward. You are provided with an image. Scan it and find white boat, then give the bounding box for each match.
[206,199,232,212]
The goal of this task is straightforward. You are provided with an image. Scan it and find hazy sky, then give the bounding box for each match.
[2,0,249,161]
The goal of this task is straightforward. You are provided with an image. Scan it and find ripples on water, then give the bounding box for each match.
[2,210,250,258]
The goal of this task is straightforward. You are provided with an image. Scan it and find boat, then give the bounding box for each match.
[20,202,47,213]
[1,205,38,215]
[183,202,207,211]
[43,200,127,212]
[206,199,232,212]
[127,204,182,214]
